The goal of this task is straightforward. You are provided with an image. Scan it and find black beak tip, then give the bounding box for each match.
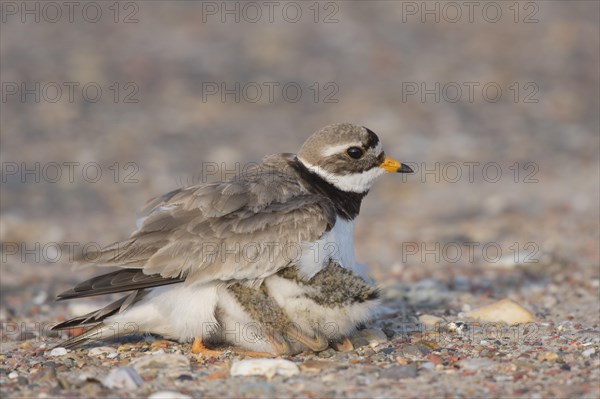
[397,164,414,173]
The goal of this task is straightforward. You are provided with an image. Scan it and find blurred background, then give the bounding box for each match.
[1,1,598,334]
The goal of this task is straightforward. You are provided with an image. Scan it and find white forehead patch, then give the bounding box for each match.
[373,142,383,156]
[320,142,363,157]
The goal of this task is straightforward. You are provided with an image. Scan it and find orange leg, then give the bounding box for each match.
[192,337,223,357]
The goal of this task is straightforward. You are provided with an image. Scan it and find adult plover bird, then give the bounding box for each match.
[52,123,413,354]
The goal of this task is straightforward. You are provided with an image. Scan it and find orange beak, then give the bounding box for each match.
[380,157,414,173]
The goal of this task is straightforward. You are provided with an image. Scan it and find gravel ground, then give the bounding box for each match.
[1,1,599,398]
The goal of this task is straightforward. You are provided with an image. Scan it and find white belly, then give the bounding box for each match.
[297,217,357,279]
[108,283,220,342]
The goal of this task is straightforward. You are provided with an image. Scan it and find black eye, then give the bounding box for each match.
[346,147,364,159]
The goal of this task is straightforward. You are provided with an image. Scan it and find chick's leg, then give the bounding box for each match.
[286,326,329,352]
[331,336,354,352]
[230,332,290,357]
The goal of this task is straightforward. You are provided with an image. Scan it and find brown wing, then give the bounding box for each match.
[76,155,336,285]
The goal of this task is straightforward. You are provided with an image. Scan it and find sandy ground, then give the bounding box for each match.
[1,1,599,398]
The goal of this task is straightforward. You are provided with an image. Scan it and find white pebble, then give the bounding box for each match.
[32,291,48,305]
[148,391,192,399]
[77,372,97,382]
[447,322,468,334]
[419,314,445,329]
[131,353,189,372]
[352,328,388,347]
[8,371,18,379]
[102,367,143,389]
[419,362,436,371]
[582,348,595,357]
[49,347,68,357]
[88,346,117,357]
[465,298,534,325]
[230,359,300,379]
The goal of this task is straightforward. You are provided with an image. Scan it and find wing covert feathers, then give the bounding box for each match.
[75,154,336,284]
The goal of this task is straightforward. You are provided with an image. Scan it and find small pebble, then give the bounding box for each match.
[350,337,370,348]
[379,347,394,355]
[206,371,227,380]
[230,359,299,379]
[80,382,104,397]
[48,347,68,357]
[426,354,443,365]
[419,362,436,371]
[419,314,445,329]
[582,348,595,357]
[148,391,192,399]
[400,344,430,360]
[102,367,143,389]
[88,346,118,357]
[318,348,336,358]
[378,365,418,379]
[34,366,59,386]
[395,356,408,365]
[446,322,468,334]
[300,360,340,371]
[131,354,190,379]
[538,351,559,362]
[238,382,276,396]
[465,299,534,325]
[457,358,496,371]
[32,291,48,306]
[351,328,388,347]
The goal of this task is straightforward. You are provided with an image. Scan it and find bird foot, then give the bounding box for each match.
[330,336,354,352]
[286,327,329,352]
[192,337,223,357]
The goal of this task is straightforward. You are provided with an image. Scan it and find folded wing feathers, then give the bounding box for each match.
[69,155,335,290]
[57,269,184,300]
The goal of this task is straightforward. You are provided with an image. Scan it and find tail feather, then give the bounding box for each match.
[52,290,147,349]
[55,323,106,349]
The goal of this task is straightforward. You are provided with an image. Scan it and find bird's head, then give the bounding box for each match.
[297,123,413,193]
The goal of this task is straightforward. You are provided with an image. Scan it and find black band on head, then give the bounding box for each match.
[363,127,380,150]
